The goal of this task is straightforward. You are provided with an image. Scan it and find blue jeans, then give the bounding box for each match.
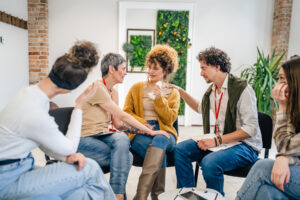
[0,154,116,200]
[131,120,176,168]
[78,131,132,194]
[22,195,62,200]
[174,139,258,196]
[237,159,300,200]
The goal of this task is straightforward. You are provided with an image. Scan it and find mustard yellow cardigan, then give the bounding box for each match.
[123,81,180,141]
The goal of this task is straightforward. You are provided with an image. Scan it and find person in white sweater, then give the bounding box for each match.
[0,41,116,200]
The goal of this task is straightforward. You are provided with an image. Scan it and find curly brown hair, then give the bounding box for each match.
[67,40,100,73]
[145,44,178,80]
[51,41,99,88]
[197,46,231,73]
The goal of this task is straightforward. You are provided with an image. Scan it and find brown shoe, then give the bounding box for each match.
[133,145,165,200]
[151,167,166,200]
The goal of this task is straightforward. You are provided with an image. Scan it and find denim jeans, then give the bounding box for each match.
[131,120,176,168]
[22,194,62,200]
[78,131,132,194]
[174,139,258,196]
[0,154,116,200]
[237,159,300,200]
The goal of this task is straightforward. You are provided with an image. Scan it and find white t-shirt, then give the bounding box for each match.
[0,85,82,161]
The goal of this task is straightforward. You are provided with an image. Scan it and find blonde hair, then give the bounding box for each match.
[145,44,178,80]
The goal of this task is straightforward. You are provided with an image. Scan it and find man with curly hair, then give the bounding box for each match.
[172,47,262,196]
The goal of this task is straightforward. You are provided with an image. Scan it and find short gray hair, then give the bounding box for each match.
[101,53,126,77]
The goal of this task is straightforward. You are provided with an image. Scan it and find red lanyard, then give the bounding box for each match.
[214,87,223,134]
[102,79,113,99]
[102,79,116,132]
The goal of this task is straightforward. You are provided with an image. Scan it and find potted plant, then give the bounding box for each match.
[241,48,285,116]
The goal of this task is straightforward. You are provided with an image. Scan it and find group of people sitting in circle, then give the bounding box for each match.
[0,40,299,200]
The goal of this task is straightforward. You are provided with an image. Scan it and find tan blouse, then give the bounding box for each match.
[142,81,172,121]
[81,80,118,137]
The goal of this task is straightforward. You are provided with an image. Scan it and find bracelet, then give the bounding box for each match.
[213,137,218,147]
[217,135,222,145]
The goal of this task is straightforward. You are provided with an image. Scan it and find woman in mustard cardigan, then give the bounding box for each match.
[123,44,180,200]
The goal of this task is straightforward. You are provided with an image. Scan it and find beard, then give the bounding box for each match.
[203,76,212,83]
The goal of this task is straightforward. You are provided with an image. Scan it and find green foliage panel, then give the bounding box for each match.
[129,35,152,71]
[156,10,191,115]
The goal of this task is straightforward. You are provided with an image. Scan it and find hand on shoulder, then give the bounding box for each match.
[75,82,98,109]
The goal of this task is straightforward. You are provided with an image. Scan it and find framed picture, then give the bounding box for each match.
[126,28,155,72]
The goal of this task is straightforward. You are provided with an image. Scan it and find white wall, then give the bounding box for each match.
[49,0,274,125]
[49,0,119,107]
[288,0,300,58]
[0,0,28,110]
[119,3,194,125]
[190,0,274,125]
[119,0,274,125]
[120,8,155,112]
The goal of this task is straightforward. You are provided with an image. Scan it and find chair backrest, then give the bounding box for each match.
[49,107,74,135]
[173,117,179,136]
[45,107,73,163]
[258,112,273,158]
[47,107,111,173]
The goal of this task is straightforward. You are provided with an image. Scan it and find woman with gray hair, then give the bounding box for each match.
[77,53,169,200]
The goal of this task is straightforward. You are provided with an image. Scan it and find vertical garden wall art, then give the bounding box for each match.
[124,29,155,72]
[156,10,191,115]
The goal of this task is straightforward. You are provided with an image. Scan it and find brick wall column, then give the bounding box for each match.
[271,0,293,61]
[28,0,48,84]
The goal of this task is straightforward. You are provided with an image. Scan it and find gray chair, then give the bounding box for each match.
[46,107,110,173]
[194,112,273,186]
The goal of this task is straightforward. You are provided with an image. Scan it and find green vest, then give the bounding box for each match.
[201,74,247,134]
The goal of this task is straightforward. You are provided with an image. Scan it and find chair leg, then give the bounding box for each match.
[264,149,269,159]
[194,162,200,187]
